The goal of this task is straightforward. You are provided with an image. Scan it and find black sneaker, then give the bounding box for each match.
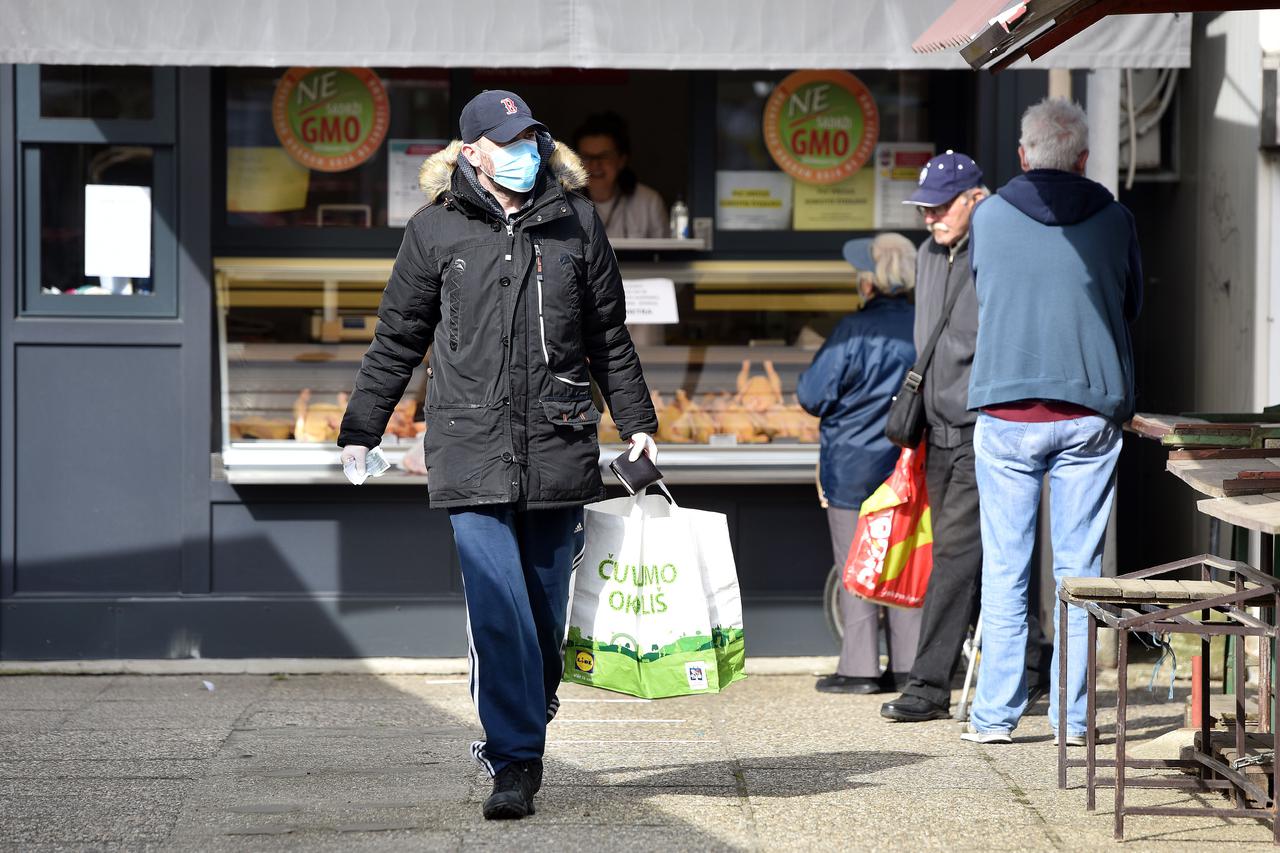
[482,761,539,820]
[526,758,543,795]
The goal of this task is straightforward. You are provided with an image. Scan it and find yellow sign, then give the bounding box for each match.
[792,168,875,231]
[226,147,310,213]
[574,650,595,673]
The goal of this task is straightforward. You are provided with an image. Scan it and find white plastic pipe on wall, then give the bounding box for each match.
[1086,69,1122,198]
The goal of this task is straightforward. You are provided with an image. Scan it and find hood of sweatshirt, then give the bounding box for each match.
[996,169,1114,226]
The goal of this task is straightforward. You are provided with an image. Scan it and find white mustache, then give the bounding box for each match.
[928,222,951,233]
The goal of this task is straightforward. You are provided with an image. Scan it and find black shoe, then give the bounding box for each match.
[815,674,884,694]
[880,693,950,722]
[482,761,539,820]
[526,759,543,795]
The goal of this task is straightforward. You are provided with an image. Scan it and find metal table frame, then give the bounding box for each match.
[1056,555,1280,842]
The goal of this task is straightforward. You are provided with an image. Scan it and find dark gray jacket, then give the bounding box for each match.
[914,235,978,448]
[337,139,657,509]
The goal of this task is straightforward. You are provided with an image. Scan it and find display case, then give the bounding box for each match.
[214,256,858,484]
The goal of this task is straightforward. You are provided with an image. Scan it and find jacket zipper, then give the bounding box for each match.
[533,241,589,388]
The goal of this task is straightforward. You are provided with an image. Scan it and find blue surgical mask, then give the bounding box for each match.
[485,138,541,193]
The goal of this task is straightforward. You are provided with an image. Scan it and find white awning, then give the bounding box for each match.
[0,0,1190,70]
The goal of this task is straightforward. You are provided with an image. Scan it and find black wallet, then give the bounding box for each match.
[609,450,663,495]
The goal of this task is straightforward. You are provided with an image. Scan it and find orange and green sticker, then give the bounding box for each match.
[272,68,390,173]
[763,70,879,186]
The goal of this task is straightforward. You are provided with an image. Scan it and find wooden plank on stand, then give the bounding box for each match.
[1168,448,1280,460]
[1197,494,1280,536]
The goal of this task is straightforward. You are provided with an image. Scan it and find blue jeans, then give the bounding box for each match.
[971,413,1121,736]
[448,505,585,774]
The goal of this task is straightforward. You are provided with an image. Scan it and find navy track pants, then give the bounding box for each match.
[448,504,585,776]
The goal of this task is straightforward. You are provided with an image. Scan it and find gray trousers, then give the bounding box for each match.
[828,506,923,678]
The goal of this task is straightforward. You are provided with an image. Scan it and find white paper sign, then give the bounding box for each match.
[388,139,446,227]
[874,143,936,230]
[84,184,151,278]
[622,278,679,325]
[715,170,793,230]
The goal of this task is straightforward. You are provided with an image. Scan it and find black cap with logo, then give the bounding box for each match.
[460,90,548,144]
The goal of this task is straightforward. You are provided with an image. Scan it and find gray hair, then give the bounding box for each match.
[866,232,916,296]
[1019,98,1089,172]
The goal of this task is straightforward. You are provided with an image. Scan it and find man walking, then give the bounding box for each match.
[338,90,659,816]
[962,98,1142,744]
[880,151,1052,724]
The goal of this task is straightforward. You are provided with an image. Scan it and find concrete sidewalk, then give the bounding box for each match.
[0,667,1273,851]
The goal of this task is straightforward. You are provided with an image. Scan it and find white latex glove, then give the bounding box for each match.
[627,432,658,464]
[340,445,368,485]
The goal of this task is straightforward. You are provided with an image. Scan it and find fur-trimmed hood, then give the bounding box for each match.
[418,138,588,204]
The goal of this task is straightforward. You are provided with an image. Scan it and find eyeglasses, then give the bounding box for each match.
[579,151,620,166]
[917,195,968,218]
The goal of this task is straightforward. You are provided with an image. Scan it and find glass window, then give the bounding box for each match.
[715,70,934,232]
[36,144,156,297]
[18,66,177,317]
[224,68,450,229]
[39,66,154,120]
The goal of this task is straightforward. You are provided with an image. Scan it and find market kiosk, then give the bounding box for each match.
[0,4,1191,658]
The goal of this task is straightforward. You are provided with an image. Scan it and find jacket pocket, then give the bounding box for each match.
[541,397,601,430]
[535,397,603,497]
[423,404,509,499]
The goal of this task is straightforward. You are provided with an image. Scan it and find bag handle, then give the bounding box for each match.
[907,267,966,384]
[627,480,680,518]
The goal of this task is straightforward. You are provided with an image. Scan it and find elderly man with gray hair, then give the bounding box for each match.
[962,98,1143,745]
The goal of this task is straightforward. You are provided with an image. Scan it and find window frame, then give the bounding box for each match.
[16,64,179,317]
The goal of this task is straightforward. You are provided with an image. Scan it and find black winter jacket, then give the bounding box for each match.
[337,139,658,509]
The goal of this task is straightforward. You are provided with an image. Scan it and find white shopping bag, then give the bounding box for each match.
[563,484,745,698]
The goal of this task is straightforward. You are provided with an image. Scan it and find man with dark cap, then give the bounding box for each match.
[879,151,1051,724]
[338,90,658,819]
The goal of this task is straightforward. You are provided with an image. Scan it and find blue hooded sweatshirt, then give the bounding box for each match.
[967,170,1142,421]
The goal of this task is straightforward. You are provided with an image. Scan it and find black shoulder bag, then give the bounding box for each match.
[884,277,966,448]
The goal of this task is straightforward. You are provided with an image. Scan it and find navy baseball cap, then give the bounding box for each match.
[841,237,874,271]
[460,90,547,144]
[904,150,983,207]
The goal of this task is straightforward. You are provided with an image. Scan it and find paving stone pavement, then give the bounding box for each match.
[0,667,1275,851]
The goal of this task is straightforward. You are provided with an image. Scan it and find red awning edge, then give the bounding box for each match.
[912,0,1030,53]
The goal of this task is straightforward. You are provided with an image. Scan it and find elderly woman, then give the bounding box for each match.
[798,232,921,694]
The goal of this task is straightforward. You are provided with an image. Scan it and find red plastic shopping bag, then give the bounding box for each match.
[843,444,933,608]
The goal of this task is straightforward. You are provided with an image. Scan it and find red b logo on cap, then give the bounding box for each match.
[501,98,517,116]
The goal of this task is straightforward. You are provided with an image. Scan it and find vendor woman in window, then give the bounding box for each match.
[572,112,668,239]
